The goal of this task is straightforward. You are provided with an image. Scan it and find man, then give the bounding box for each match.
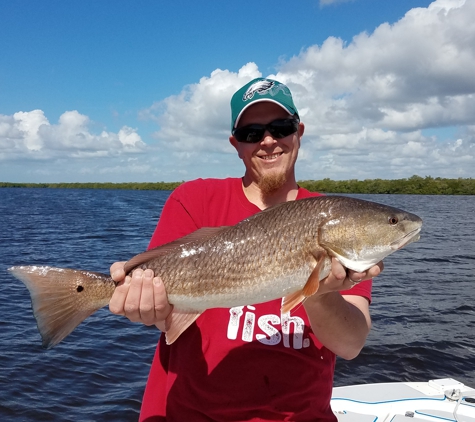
[109,78,382,421]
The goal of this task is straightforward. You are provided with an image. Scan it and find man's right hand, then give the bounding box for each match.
[108,261,173,331]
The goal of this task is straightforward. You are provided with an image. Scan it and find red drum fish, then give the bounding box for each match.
[9,196,422,348]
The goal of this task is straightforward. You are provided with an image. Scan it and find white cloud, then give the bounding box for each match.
[290,0,474,179]
[136,0,474,181]
[0,110,146,161]
[276,0,475,132]
[2,0,474,182]
[141,62,262,155]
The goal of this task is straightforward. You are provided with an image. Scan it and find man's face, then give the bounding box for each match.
[230,102,304,193]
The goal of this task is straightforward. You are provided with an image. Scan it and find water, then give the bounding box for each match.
[334,194,475,388]
[0,189,474,421]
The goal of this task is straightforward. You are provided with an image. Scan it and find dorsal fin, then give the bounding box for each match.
[124,226,229,273]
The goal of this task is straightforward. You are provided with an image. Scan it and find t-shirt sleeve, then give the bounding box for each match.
[148,184,200,249]
[341,279,372,303]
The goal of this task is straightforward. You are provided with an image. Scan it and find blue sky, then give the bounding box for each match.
[1,0,474,182]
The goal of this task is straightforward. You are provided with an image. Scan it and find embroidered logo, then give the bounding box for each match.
[242,80,292,104]
[243,80,275,101]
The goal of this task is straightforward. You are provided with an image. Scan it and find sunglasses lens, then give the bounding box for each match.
[233,126,266,143]
[268,119,299,139]
[233,119,299,143]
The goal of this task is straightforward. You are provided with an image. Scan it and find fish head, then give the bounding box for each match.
[318,197,422,273]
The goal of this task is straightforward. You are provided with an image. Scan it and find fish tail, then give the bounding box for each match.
[8,266,114,349]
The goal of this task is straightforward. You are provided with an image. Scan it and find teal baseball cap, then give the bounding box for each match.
[230,78,299,131]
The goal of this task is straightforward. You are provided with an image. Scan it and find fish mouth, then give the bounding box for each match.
[390,227,421,250]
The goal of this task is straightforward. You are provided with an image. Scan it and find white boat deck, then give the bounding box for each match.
[331,378,475,421]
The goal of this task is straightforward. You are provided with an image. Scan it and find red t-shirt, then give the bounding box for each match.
[140,178,372,422]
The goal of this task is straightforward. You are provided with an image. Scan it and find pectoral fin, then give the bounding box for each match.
[281,253,325,314]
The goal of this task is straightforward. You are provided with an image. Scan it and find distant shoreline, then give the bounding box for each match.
[1,176,474,195]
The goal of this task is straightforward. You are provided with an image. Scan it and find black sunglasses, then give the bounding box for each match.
[232,118,300,143]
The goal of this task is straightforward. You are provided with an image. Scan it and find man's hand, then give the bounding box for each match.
[108,262,173,331]
[107,257,382,333]
[317,257,384,295]
[303,257,382,359]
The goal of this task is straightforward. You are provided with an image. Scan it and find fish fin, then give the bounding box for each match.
[8,266,112,349]
[281,292,306,314]
[302,252,326,296]
[281,253,325,314]
[124,227,230,273]
[163,310,201,345]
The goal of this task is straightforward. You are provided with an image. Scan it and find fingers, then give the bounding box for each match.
[108,268,172,326]
[316,258,350,294]
[110,261,126,282]
[152,275,173,321]
[367,261,384,278]
[320,258,385,294]
[153,277,174,332]
[347,260,384,285]
[108,271,132,315]
[330,258,347,281]
[123,269,150,323]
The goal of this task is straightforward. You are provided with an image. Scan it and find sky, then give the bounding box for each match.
[1,0,474,183]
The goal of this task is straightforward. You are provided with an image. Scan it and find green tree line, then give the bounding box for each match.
[1,175,474,195]
[0,181,183,191]
[298,175,475,195]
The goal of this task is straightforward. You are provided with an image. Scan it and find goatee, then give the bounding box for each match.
[259,172,288,197]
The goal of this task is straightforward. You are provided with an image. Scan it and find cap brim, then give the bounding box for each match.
[233,99,296,129]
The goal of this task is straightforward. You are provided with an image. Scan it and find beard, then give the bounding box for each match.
[258,171,288,197]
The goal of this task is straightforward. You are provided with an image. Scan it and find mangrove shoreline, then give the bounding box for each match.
[1,175,474,195]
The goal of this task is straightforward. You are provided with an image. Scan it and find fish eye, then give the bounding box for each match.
[388,216,399,225]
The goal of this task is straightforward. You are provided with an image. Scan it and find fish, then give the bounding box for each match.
[8,195,422,349]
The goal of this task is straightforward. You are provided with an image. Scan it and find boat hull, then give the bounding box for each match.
[331,378,475,421]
